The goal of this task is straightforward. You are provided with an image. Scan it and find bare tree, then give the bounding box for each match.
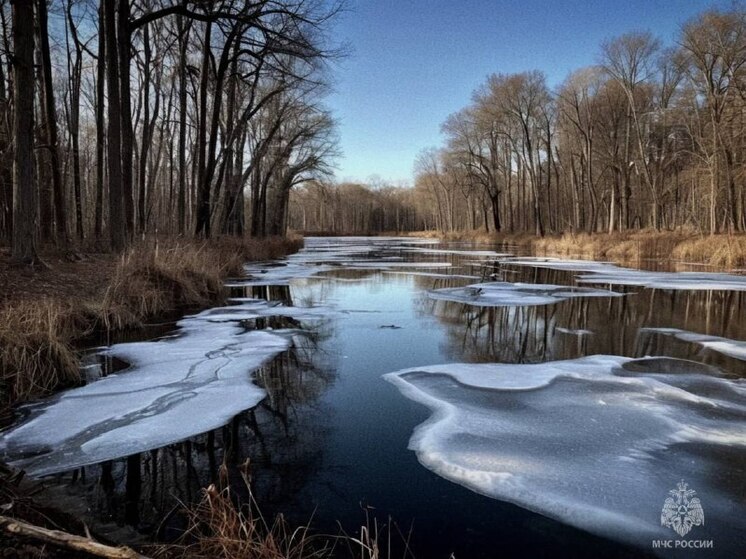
[11,0,37,262]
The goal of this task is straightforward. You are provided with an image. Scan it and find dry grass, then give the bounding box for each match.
[152,460,329,559]
[337,507,415,559]
[0,236,302,411]
[155,485,327,559]
[153,464,414,559]
[0,299,84,409]
[405,229,746,267]
[671,235,746,268]
[530,230,692,262]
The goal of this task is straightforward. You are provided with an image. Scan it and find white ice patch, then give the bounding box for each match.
[230,237,464,286]
[0,297,338,476]
[405,248,510,257]
[228,262,334,286]
[642,327,746,361]
[343,261,452,270]
[383,271,481,280]
[385,356,746,546]
[501,257,619,273]
[502,257,746,291]
[428,281,622,307]
[555,327,593,336]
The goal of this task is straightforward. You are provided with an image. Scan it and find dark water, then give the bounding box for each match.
[7,237,746,558]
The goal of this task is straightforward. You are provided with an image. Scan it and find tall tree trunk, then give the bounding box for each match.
[176,15,189,235]
[66,1,84,240]
[0,6,11,242]
[137,24,151,234]
[95,0,105,239]
[194,21,211,237]
[11,0,37,262]
[105,0,125,250]
[37,0,66,241]
[118,0,134,238]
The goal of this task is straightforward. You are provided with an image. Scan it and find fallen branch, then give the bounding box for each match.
[0,514,150,559]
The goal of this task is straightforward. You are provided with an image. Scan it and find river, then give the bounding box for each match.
[2,237,745,558]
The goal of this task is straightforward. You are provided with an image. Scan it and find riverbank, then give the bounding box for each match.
[0,236,302,418]
[404,229,746,268]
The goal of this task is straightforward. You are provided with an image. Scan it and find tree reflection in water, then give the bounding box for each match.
[417,264,746,376]
[46,283,336,536]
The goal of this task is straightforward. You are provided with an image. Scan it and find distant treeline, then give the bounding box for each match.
[290,5,746,236]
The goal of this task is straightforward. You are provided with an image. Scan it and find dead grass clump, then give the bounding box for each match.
[0,235,303,411]
[98,236,302,330]
[0,299,83,406]
[156,481,327,559]
[529,230,693,262]
[672,235,746,268]
[98,242,222,330]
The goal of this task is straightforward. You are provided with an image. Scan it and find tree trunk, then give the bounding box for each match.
[66,2,84,240]
[95,0,106,239]
[138,24,151,234]
[176,15,189,235]
[194,21,212,237]
[105,0,125,251]
[118,0,134,238]
[11,0,37,262]
[37,0,66,241]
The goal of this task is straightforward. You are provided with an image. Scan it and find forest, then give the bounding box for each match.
[2,0,341,263]
[289,5,746,237]
[1,2,744,259]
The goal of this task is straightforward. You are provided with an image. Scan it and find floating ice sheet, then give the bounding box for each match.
[0,297,345,476]
[428,281,622,307]
[385,356,746,547]
[555,327,593,336]
[502,257,746,291]
[229,262,334,286]
[231,237,465,286]
[405,248,510,257]
[343,261,452,270]
[383,271,481,280]
[500,257,619,273]
[642,327,746,361]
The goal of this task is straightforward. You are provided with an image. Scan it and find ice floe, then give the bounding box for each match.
[385,356,746,546]
[642,327,746,361]
[228,261,334,286]
[230,237,464,286]
[383,271,481,280]
[404,248,510,257]
[501,257,746,291]
[428,281,622,307]
[555,327,593,336]
[0,297,342,476]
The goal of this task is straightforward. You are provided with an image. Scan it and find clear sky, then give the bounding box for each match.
[326,0,728,185]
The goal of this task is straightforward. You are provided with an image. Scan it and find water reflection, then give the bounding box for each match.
[418,265,746,377]
[37,283,336,537]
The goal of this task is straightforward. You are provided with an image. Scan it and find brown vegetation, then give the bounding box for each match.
[1,461,410,559]
[152,465,413,559]
[398,229,746,268]
[531,231,746,267]
[153,483,326,559]
[0,237,302,415]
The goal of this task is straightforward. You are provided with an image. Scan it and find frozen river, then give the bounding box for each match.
[2,237,745,557]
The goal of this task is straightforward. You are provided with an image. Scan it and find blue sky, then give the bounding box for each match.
[326,0,726,184]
